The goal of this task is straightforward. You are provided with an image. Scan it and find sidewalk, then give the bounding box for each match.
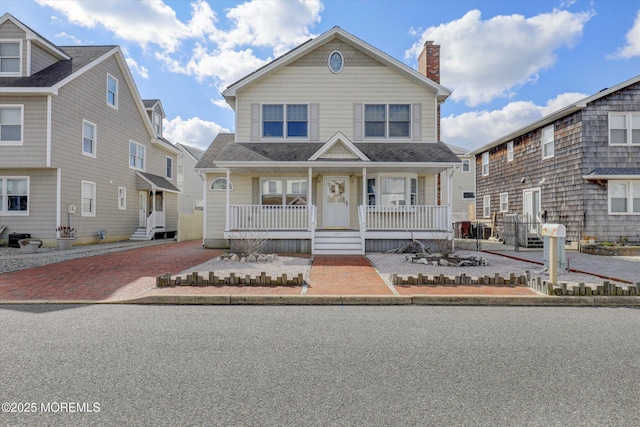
[0,239,638,306]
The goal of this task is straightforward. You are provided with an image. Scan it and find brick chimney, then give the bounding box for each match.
[418,41,442,142]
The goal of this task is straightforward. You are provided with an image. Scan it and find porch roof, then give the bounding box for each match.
[583,168,640,180]
[136,172,180,193]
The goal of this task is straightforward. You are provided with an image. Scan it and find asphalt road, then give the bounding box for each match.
[1,305,639,426]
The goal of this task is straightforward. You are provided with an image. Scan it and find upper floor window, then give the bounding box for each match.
[82,120,96,157]
[482,152,489,176]
[129,141,145,171]
[609,180,640,215]
[166,157,173,179]
[153,112,162,136]
[364,104,411,138]
[461,159,470,173]
[0,105,23,145]
[0,176,29,215]
[542,125,554,159]
[107,74,118,109]
[507,141,514,162]
[0,41,21,75]
[609,112,640,145]
[262,104,308,138]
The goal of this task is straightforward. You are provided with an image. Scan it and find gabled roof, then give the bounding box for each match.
[470,74,640,155]
[143,99,166,118]
[136,171,180,193]
[195,133,236,170]
[222,26,451,103]
[0,13,70,60]
[309,132,369,161]
[176,143,205,161]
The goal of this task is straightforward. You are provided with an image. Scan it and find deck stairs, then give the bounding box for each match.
[130,228,153,241]
[314,230,363,255]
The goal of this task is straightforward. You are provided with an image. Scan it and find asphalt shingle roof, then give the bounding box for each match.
[587,168,640,176]
[137,172,180,192]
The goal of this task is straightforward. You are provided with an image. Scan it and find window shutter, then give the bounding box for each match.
[252,177,259,204]
[251,104,260,141]
[412,103,422,141]
[353,103,363,141]
[310,103,319,141]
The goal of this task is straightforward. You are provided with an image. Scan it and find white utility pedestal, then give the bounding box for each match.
[541,224,566,285]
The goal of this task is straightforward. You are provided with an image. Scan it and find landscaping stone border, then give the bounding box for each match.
[391,272,526,286]
[156,271,305,287]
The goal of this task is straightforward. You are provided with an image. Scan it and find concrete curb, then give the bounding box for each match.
[3,295,639,306]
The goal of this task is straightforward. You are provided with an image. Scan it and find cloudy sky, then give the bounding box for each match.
[2,0,639,151]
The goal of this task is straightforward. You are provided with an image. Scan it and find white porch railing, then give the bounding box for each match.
[145,211,165,238]
[359,205,449,230]
[229,205,310,230]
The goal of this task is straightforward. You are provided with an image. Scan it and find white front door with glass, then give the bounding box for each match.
[323,177,349,228]
[523,188,541,231]
[138,191,147,227]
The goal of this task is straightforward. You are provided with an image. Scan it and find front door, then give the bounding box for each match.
[523,187,541,232]
[138,191,147,227]
[323,176,349,228]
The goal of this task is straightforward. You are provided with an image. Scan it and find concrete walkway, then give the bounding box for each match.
[0,240,638,306]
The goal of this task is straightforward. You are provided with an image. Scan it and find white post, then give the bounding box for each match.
[447,167,455,251]
[549,236,558,284]
[308,167,313,231]
[225,168,231,231]
[362,167,367,206]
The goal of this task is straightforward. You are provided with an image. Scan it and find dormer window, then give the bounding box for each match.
[153,112,162,137]
[0,41,21,75]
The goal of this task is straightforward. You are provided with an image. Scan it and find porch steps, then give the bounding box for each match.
[314,230,363,255]
[130,228,152,241]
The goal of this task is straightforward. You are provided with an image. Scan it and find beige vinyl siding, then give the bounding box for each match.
[0,95,48,167]
[236,65,437,143]
[30,42,59,75]
[205,174,253,240]
[0,168,57,244]
[0,20,27,76]
[177,150,204,214]
[48,55,172,241]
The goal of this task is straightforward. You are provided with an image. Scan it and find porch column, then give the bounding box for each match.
[225,168,231,231]
[447,167,454,231]
[308,167,313,231]
[362,167,367,206]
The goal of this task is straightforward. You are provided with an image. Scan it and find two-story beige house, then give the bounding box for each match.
[196,27,460,254]
[0,14,180,247]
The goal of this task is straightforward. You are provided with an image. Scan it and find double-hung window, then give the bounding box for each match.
[367,176,417,206]
[609,181,640,214]
[153,112,162,136]
[483,195,491,218]
[82,120,96,157]
[364,104,411,138]
[0,105,23,145]
[482,152,489,176]
[462,159,470,173]
[0,41,21,75]
[507,141,514,162]
[500,192,509,212]
[166,157,173,179]
[261,178,307,205]
[542,125,554,159]
[0,177,29,215]
[82,181,96,216]
[609,113,640,145]
[129,141,145,171]
[262,104,308,138]
[107,74,118,108]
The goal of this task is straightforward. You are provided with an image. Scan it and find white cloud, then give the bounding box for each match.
[610,10,640,58]
[163,116,230,150]
[55,31,82,44]
[442,92,587,150]
[406,9,593,106]
[212,99,233,110]
[122,48,149,79]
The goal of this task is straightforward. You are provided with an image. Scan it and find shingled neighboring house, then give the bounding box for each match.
[471,74,640,246]
[195,27,460,254]
[0,13,180,247]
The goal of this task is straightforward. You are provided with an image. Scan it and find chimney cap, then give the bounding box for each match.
[424,40,434,46]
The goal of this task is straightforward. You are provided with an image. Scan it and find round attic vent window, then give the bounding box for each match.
[329,51,343,73]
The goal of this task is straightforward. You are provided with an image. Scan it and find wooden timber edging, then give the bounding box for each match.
[525,271,640,297]
[391,272,527,286]
[156,272,305,287]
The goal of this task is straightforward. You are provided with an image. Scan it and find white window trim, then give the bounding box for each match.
[153,112,162,137]
[483,195,491,218]
[0,40,22,77]
[129,140,145,171]
[106,73,118,109]
[166,156,173,179]
[482,152,489,177]
[0,176,29,216]
[507,141,514,162]
[461,159,471,173]
[499,192,509,213]
[261,103,310,140]
[542,125,554,160]
[608,112,639,145]
[366,173,418,206]
[608,180,640,215]
[210,177,233,191]
[363,104,412,140]
[118,186,126,210]
[259,177,308,205]
[82,119,97,158]
[82,180,96,217]
[0,104,24,146]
